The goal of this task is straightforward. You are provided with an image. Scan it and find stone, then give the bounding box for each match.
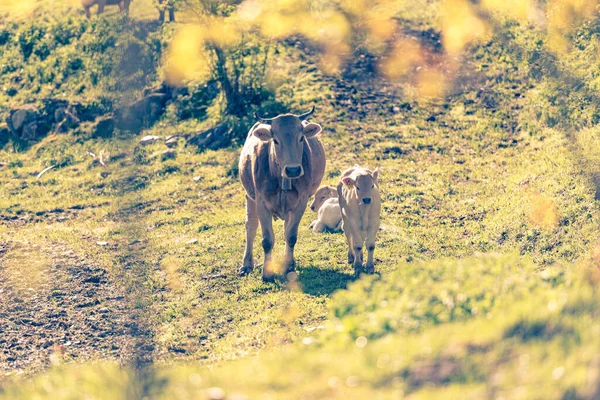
[93,116,114,138]
[7,105,49,142]
[140,135,160,146]
[115,93,169,133]
[187,123,231,151]
[165,136,179,148]
[0,123,10,147]
[160,149,176,161]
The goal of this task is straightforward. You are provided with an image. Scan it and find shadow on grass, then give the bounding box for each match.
[298,265,356,297]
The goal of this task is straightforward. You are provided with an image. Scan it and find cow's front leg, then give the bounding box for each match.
[353,239,363,276]
[352,234,365,276]
[257,200,275,282]
[239,196,258,276]
[341,220,354,264]
[283,198,308,277]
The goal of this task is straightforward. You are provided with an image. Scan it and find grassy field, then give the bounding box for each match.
[1,1,600,399]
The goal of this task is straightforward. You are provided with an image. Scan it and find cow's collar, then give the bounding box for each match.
[280,177,292,216]
[281,177,292,191]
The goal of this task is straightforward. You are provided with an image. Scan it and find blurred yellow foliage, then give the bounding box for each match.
[546,0,599,53]
[163,25,211,86]
[417,67,447,98]
[441,0,490,55]
[380,38,424,79]
[0,0,38,17]
[161,255,182,292]
[529,194,559,229]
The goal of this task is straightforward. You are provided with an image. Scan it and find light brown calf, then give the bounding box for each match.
[238,107,326,281]
[310,185,337,212]
[337,165,381,275]
[309,185,342,233]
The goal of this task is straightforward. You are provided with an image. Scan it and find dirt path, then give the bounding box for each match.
[0,239,152,383]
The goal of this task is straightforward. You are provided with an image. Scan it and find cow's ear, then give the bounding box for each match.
[342,176,355,188]
[373,168,379,183]
[303,122,322,138]
[253,124,272,141]
[329,186,338,197]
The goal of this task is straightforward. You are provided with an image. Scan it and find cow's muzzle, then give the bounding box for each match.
[283,165,304,179]
[362,198,372,205]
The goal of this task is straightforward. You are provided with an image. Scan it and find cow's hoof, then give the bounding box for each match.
[283,261,296,275]
[262,273,275,283]
[238,265,253,276]
[348,253,355,264]
[353,264,363,277]
[365,264,375,274]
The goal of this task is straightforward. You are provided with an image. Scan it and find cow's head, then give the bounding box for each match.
[310,185,337,212]
[342,168,379,206]
[253,107,322,179]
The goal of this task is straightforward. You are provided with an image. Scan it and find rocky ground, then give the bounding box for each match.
[0,239,154,382]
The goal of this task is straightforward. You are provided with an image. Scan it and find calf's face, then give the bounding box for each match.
[253,115,322,179]
[342,169,379,206]
[310,185,336,211]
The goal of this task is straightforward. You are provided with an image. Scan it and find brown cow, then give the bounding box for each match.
[82,0,131,18]
[337,165,381,276]
[238,107,326,281]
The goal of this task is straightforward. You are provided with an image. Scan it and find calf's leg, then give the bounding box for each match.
[239,196,258,276]
[365,234,376,274]
[352,237,364,276]
[344,227,354,264]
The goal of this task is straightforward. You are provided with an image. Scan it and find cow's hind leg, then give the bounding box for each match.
[122,0,130,15]
[239,196,258,276]
[169,7,175,22]
[283,198,308,277]
[257,200,275,282]
[365,234,376,274]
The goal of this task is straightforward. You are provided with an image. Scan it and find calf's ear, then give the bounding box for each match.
[373,168,379,183]
[342,176,355,188]
[303,122,322,138]
[253,124,272,141]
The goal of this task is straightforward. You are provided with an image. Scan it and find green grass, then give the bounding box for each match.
[2,1,600,399]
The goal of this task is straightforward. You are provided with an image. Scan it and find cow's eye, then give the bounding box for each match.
[273,138,279,145]
[371,184,374,189]
[356,186,360,191]
[300,136,305,142]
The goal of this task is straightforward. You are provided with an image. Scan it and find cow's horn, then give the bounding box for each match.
[298,106,315,120]
[255,112,274,124]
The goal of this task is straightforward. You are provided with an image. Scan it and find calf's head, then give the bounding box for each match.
[253,107,322,179]
[342,168,379,206]
[310,185,337,211]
